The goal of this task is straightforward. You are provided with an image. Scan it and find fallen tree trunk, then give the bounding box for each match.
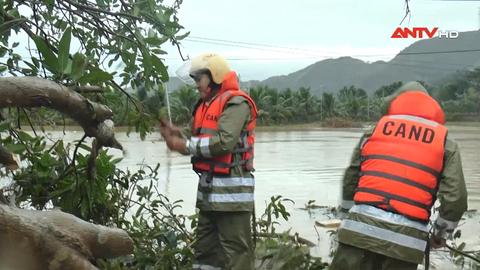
[0,77,132,268]
[0,77,121,149]
[0,203,133,270]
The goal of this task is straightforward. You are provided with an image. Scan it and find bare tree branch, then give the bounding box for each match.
[400,0,411,25]
[21,108,38,137]
[174,40,189,61]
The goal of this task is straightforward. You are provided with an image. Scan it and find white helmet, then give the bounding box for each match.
[176,53,231,85]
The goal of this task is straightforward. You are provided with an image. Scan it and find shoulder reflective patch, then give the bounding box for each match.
[388,114,438,127]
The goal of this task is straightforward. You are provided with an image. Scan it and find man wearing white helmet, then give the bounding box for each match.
[160,53,257,270]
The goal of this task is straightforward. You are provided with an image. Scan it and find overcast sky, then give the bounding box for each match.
[163,0,480,80]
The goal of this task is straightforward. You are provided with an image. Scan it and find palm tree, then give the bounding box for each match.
[294,87,318,122]
[170,85,199,124]
[321,92,336,118]
[337,86,367,120]
[373,81,403,99]
[249,85,274,124]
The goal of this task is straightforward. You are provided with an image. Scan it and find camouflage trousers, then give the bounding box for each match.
[330,243,418,270]
[192,211,254,270]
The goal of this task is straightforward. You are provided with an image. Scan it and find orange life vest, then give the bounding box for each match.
[354,91,447,221]
[191,72,257,175]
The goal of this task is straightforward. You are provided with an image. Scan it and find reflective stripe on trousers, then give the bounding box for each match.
[199,176,255,188]
[349,204,429,232]
[197,176,254,203]
[197,192,254,203]
[192,263,222,270]
[340,219,427,251]
[341,205,428,251]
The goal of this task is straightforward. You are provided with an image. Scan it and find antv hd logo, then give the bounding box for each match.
[391,27,459,39]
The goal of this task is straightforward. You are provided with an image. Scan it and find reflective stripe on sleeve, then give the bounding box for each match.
[199,137,211,158]
[190,137,200,156]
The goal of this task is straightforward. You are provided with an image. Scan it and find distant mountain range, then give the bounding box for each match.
[167,30,480,95]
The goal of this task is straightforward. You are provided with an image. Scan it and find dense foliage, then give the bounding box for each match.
[0,1,329,269]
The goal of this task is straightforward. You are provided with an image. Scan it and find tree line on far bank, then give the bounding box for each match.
[130,67,480,127]
[17,67,480,130]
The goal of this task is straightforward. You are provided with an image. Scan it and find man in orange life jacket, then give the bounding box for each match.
[330,82,468,270]
[159,53,257,270]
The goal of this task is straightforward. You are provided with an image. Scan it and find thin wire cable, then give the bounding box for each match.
[188,35,341,55]
[184,36,480,58]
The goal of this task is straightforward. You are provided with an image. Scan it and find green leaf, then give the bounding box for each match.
[58,27,72,74]
[145,36,169,46]
[4,143,26,154]
[107,54,120,68]
[71,53,87,80]
[31,57,40,67]
[17,130,34,141]
[111,157,123,164]
[175,31,190,41]
[0,121,10,131]
[43,0,55,12]
[64,59,72,75]
[23,61,37,71]
[49,185,73,198]
[0,65,7,73]
[150,48,168,55]
[79,68,113,84]
[141,48,152,78]
[144,37,161,46]
[152,54,169,81]
[0,47,7,57]
[39,152,54,167]
[135,204,145,217]
[12,42,19,48]
[32,35,58,73]
[95,0,106,7]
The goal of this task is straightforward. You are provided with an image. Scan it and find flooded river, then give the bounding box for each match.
[114,124,480,268]
[3,124,479,268]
